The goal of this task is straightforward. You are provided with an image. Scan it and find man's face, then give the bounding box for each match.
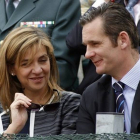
[82,17,122,75]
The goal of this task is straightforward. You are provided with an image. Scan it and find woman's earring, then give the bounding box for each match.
[11,73,15,76]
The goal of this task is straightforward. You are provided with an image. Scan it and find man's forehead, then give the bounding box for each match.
[82,19,103,36]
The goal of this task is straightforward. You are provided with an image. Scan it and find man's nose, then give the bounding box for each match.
[85,46,95,59]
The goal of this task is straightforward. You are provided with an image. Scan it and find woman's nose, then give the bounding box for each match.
[32,64,42,74]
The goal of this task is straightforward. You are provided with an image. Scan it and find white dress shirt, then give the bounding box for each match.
[5,0,21,8]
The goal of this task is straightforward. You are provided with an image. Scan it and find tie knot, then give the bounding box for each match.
[113,81,125,92]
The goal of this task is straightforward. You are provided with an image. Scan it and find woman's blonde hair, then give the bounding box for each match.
[0,27,62,111]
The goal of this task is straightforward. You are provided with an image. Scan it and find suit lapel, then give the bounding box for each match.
[131,81,140,133]
[99,75,116,112]
[2,0,38,32]
[108,86,116,112]
[0,0,7,31]
[137,20,140,37]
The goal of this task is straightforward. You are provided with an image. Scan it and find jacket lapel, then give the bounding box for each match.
[0,0,7,31]
[108,85,116,112]
[137,20,140,37]
[131,81,140,133]
[2,0,38,32]
[99,75,116,112]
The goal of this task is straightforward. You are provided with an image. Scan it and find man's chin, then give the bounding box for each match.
[96,69,105,75]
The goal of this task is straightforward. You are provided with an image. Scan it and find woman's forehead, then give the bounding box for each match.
[20,45,48,60]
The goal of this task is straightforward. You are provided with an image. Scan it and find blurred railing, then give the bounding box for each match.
[1,133,140,140]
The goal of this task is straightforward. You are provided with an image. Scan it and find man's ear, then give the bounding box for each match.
[117,31,130,49]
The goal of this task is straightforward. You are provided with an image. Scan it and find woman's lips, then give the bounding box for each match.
[30,77,43,83]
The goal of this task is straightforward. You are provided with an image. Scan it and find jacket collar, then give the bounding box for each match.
[0,0,39,32]
[0,0,7,31]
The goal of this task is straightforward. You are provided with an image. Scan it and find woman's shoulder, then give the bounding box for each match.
[59,91,80,116]
[61,91,81,100]
[60,91,81,105]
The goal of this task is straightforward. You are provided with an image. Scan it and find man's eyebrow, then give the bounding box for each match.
[82,40,100,46]
[86,40,102,44]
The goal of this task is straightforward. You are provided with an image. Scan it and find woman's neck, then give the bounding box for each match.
[24,88,52,105]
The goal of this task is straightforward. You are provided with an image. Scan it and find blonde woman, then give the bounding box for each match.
[0,27,80,137]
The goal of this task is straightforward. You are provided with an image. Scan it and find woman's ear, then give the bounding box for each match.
[117,31,130,49]
[8,64,16,76]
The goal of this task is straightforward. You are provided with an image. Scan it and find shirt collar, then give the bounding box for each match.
[5,0,21,7]
[112,58,140,90]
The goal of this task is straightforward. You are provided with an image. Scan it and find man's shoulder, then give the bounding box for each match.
[83,74,112,97]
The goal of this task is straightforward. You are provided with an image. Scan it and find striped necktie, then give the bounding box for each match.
[6,0,15,20]
[113,81,125,113]
[113,81,126,132]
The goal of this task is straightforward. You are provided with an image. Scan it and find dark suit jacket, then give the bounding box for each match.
[0,0,81,91]
[77,75,140,134]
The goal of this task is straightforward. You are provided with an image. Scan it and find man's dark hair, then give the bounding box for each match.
[80,2,139,49]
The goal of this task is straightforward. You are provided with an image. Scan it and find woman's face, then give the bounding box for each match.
[13,45,50,94]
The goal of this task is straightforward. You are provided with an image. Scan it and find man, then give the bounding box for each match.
[0,0,81,91]
[66,0,116,95]
[77,2,140,134]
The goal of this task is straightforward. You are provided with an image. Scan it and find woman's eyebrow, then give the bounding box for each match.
[21,59,28,62]
[39,54,48,58]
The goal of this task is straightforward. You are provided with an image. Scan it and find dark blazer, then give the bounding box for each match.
[0,0,81,91]
[77,75,140,134]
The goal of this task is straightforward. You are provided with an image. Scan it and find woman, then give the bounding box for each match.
[0,27,81,137]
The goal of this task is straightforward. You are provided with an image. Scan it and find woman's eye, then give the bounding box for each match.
[38,60,45,63]
[20,63,28,67]
[21,63,27,66]
[40,58,49,62]
[20,61,30,67]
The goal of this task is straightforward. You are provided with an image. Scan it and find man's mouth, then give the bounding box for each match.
[93,59,102,66]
